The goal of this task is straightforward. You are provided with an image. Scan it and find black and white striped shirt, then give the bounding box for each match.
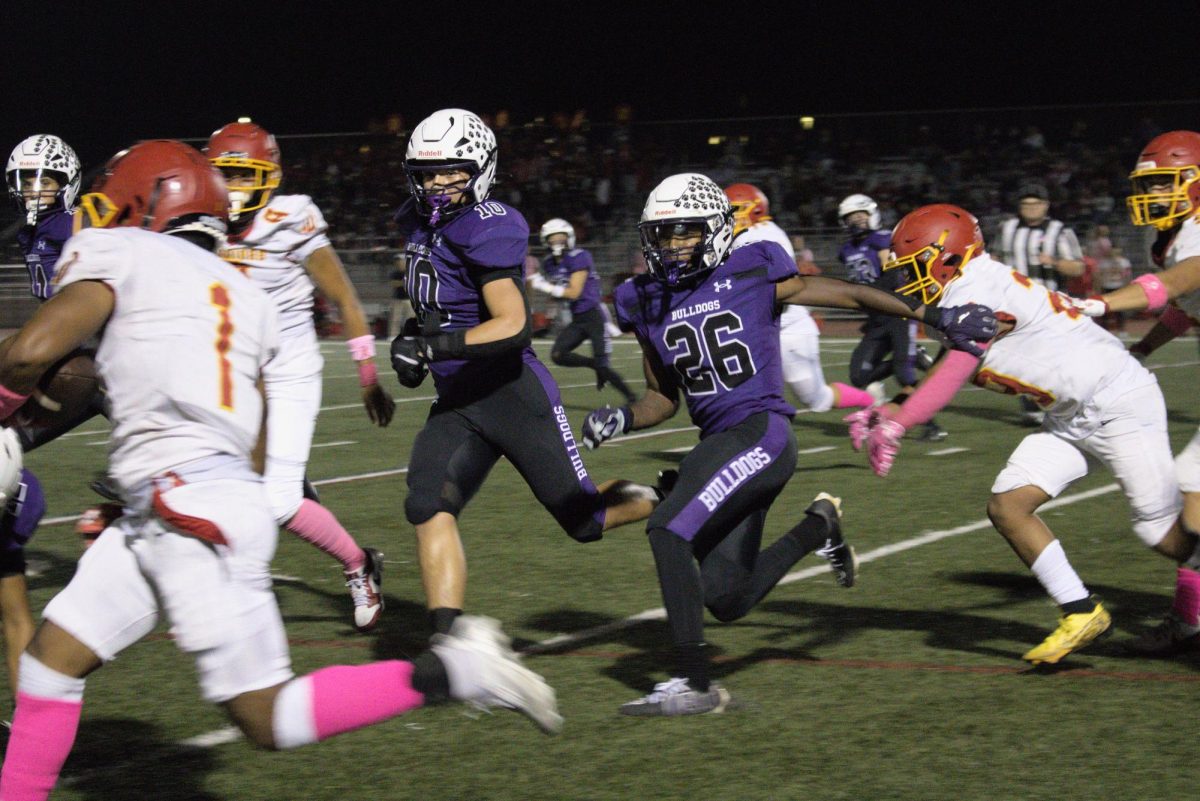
[997,217,1083,292]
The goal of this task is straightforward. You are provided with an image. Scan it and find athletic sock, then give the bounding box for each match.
[0,655,86,801]
[429,607,462,635]
[1028,540,1090,607]
[286,498,365,573]
[1171,566,1200,626]
[831,382,876,409]
[271,662,425,749]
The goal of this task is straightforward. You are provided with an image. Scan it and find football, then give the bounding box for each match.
[8,349,104,451]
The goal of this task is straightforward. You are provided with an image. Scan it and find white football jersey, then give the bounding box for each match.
[940,253,1156,435]
[1162,215,1200,320]
[732,220,812,331]
[56,228,280,490]
[219,194,330,334]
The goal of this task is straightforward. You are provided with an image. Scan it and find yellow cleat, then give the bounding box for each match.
[1022,601,1111,665]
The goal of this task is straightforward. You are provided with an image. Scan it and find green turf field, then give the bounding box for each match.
[11,335,1200,801]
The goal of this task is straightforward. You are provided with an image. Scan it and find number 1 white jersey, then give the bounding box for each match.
[1162,216,1200,321]
[939,253,1156,437]
[219,194,331,335]
[56,228,280,491]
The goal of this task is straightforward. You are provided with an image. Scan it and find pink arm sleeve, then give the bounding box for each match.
[892,347,984,429]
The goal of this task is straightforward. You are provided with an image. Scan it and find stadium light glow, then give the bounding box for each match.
[800,116,815,130]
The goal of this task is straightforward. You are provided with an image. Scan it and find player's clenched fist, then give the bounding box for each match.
[390,336,429,389]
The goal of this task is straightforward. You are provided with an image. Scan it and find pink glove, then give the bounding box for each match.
[867,418,907,477]
[844,408,877,452]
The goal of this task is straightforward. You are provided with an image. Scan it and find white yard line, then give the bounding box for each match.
[927,447,969,456]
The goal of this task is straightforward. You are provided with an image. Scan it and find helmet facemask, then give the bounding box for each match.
[885,230,975,306]
[210,159,281,224]
[404,157,490,225]
[639,218,724,287]
[1127,166,1199,230]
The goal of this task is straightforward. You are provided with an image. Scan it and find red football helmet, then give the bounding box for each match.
[724,183,770,236]
[205,121,282,221]
[77,140,228,238]
[885,204,984,306]
[1127,130,1200,230]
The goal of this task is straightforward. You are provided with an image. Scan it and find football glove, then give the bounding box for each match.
[844,407,877,452]
[867,418,906,477]
[390,336,429,389]
[934,303,998,357]
[582,405,631,450]
[1070,295,1109,317]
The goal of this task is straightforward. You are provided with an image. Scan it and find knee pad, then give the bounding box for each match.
[405,489,461,526]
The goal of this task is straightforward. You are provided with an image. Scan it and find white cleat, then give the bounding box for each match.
[432,616,563,735]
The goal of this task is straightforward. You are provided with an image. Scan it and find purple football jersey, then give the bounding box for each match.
[542,248,601,315]
[837,229,892,286]
[16,209,75,300]
[614,240,798,436]
[397,200,536,401]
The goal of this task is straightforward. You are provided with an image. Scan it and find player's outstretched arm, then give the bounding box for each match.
[306,246,394,427]
[0,281,113,404]
[1091,254,1200,314]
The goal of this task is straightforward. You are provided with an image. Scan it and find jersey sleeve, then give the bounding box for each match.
[1055,226,1083,261]
[461,206,530,268]
[759,241,800,283]
[287,197,332,262]
[52,229,133,292]
[570,250,594,275]
[867,230,892,251]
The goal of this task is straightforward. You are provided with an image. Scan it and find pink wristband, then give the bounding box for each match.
[0,383,30,421]
[1133,273,1170,313]
[347,335,376,362]
[1159,305,1194,336]
[357,361,378,388]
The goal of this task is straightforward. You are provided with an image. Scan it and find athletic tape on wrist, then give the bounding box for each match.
[347,335,376,362]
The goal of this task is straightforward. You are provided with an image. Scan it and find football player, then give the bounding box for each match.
[0,141,559,800]
[389,109,659,636]
[726,183,880,413]
[1071,130,1200,654]
[207,121,394,632]
[527,217,635,402]
[854,203,1195,665]
[582,175,997,716]
[837,194,945,440]
[6,135,81,301]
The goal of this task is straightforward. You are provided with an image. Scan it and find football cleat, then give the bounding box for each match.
[1022,600,1111,665]
[1126,611,1200,656]
[913,421,948,442]
[808,493,857,588]
[915,344,935,371]
[619,677,731,717]
[655,469,679,501]
[344,548,384,632]
[75,502,123,548]
[431,616,562,735]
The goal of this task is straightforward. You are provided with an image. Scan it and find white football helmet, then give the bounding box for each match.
[638,173,734,286]
[540,218,575,256]
[837,193,881,231]
[6,134,82,225]
[0,428,24,506]
[404,108,498,223]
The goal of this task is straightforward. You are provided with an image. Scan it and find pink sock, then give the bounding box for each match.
[0,693,83,801]
[1172,566,1200,626]
[287,498,365,572]
[311,661,424,741]
[831,382,877,409]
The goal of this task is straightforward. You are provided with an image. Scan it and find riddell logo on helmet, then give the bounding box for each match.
[418,150,444,158]
[654,210,676,216]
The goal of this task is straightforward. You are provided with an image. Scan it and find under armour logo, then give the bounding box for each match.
[713,279,732,292]
[36,240,46,251]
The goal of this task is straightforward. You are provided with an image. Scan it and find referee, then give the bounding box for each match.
[998,183,1085,292]
[998,182,1086,425]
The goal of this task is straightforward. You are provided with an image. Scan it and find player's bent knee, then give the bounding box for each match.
[267,485,304,527]
[405,493,461,527]
[1132,507,1183,548]
[550,349,569,365]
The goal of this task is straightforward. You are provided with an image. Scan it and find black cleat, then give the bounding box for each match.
[807,493,857,588]
[655,469,679,501]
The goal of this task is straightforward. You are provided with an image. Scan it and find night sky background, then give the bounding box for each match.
[3,3,1198,168]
